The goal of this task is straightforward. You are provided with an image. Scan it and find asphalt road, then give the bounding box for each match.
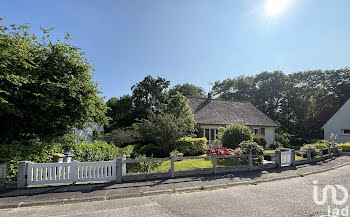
[1,165,350,217]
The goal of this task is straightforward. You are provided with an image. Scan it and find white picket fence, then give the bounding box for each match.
[27,160,116,185]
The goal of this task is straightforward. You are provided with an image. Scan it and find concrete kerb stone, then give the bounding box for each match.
[1,160,350,210]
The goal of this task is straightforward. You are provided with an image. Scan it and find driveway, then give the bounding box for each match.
[1,164,349,217]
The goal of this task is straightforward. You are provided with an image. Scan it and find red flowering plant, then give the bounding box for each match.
[210,146,242,156]
[210,146,245,165]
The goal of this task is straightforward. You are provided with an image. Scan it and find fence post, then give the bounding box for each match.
[275,150,281,168]
[72,160,79,183]
[0,163,7,190]
[291,149,296,166]
[320,149,324,162]
[249,151,253,171]
[122,156,126,176]
[170,156,175,178]
[307,149,312,163]
[328,145,331,159]
[17,161,28,188]
[116,158,123,183]
[213,154,217,174]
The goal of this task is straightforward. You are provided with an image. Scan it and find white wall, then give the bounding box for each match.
[264,127,275,148]
[323,99,350,144]
[72,122,104,143]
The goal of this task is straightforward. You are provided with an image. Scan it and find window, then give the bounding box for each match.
[343,129,350,135]
[251,128,265,136]
[203,128,217,143]
[252,128,261,136]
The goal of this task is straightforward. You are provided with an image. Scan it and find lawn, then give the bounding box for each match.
[129,155,243,173]
[130,150,305,173]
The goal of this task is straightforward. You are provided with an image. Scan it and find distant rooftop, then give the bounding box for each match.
[188,96,278,127]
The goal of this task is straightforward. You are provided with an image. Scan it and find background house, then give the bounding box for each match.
[322,98,350,144]
[72,122,104,143]
[188,94,278,147]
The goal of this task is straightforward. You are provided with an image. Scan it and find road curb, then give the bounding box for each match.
[1,161,349,210]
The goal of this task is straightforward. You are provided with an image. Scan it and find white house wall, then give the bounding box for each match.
[323,99,350,144]
[264,127,275,148]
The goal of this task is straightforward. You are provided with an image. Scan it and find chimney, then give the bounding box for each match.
[207,93,212,102]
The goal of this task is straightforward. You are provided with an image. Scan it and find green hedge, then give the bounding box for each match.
[0,137,134,180]
[252,135,267,148]
[339,143,350,152]
[137,144,162,157]
[173,137,207,156]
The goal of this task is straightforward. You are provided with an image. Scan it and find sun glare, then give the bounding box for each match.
[265,0,289,17]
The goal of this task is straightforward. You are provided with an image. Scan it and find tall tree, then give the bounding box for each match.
[169,83,206,98]
[134,93,195,156]
[212,75,255,101]
[105,95,134,132]
[131,75,170,120]
[0,21,108,143]
[212,68,350,140]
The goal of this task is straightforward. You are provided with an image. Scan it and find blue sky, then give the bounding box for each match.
[2,0,350,99]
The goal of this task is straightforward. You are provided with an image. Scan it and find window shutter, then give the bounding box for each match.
[261,128,265,136]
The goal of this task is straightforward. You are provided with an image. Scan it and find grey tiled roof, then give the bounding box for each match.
[188,98,278,127]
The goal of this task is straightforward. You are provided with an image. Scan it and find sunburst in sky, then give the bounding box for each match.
[264,0,290,17]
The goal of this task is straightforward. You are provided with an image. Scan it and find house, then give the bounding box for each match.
[188,94,278,147]
[72,122,104,143]
[322,98,350,144]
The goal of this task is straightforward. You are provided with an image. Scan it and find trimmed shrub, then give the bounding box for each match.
[173,137,208,156]
[275,132,291,146]
[339,143,350,152]
[221,124,253,149]
[0,137,134,180]
[269,141,284,150]
[238,140,264,164]
[252,135,267,148]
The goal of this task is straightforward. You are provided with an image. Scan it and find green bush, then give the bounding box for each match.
[221,124,253,149]
[339,143,350,152]
[103,128,141,147]
[275,132,291,146]
[269,141,284,150]
[0,136,134,180]
[173,137,208,156]
[252,135,267,148]
[133,112,194,156]
[238,140,264,164]
[137,144,162,157]
[313,142,329,150]
[276,147,290,152]
[300,144,319,158]
[61,141,134,162]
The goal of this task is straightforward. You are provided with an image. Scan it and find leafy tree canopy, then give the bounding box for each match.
[131,75,170,120]
[212,68,350,140]
[105,95,134,132]
[169,83,206,98]
[0,20,108,143]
